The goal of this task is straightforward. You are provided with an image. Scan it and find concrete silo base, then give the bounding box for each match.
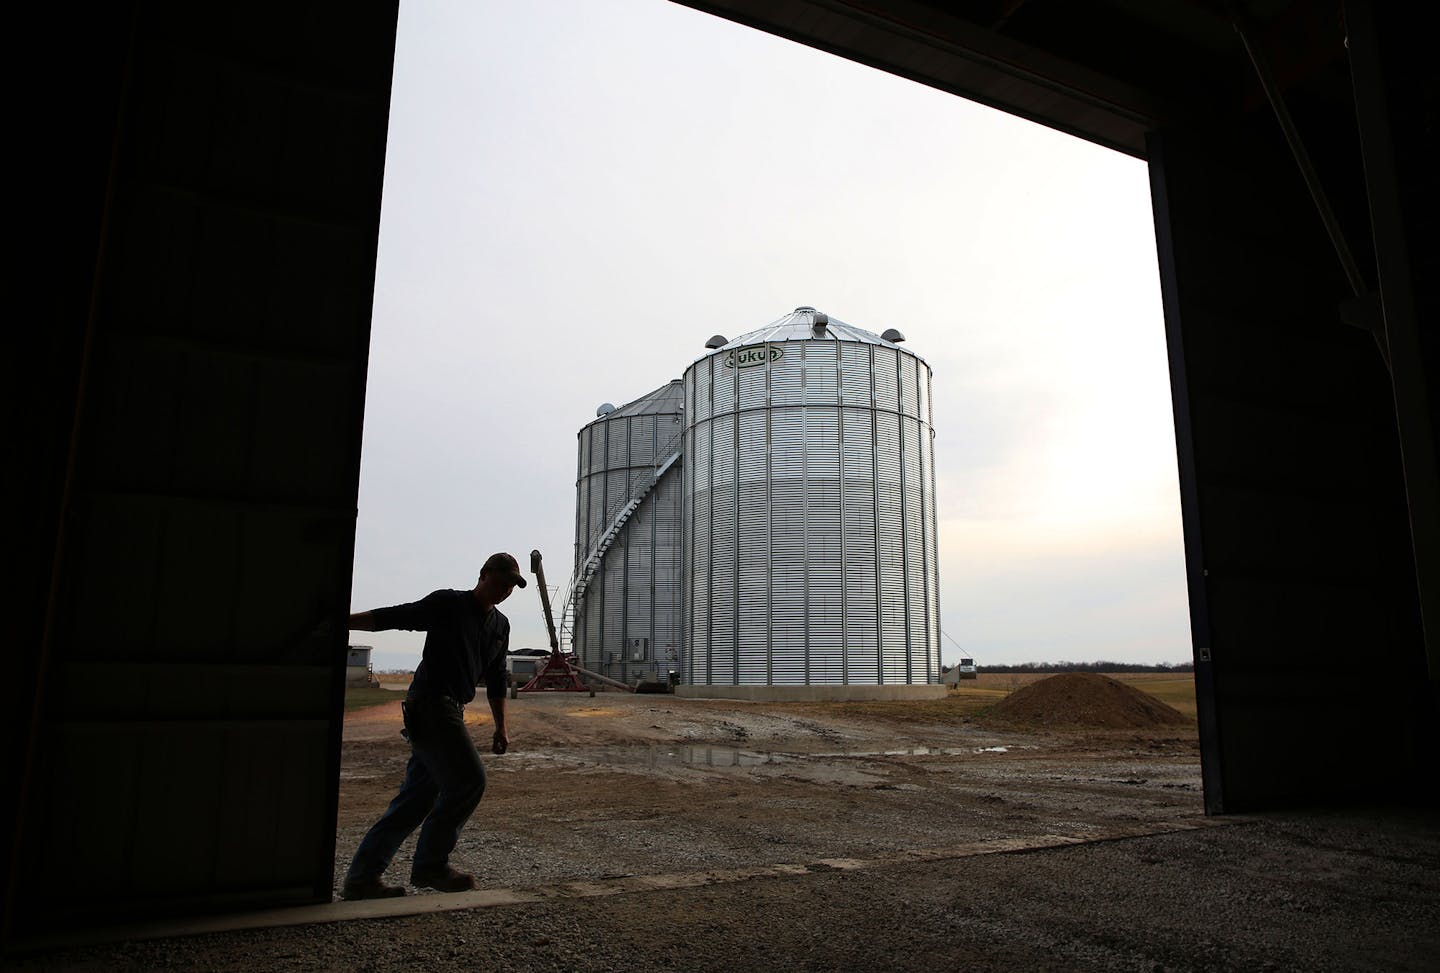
[675,684,945,702]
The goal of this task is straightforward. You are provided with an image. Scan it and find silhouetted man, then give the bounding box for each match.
[341,552,527,899]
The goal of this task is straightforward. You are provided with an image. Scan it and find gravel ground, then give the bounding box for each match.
[7,693,1438,971]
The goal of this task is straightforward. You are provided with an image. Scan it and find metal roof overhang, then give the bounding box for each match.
[669,0,1173,157]
[668,0,1317,158]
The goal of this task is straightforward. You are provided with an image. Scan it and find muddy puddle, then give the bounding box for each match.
[524,743,1035,768]
[816,746,1023,757]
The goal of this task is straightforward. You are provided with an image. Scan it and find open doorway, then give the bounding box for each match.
[336,0,1198,900]
[16,0,1436,954]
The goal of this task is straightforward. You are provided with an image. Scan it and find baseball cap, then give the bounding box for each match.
[482,551,528,588]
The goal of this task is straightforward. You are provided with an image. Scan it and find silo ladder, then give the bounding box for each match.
[558,446,681,652]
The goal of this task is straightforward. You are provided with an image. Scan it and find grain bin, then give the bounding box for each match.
[682,308,940,693]
[568,380,685,682]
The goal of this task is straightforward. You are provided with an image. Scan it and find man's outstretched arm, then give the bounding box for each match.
[349,596,435,633]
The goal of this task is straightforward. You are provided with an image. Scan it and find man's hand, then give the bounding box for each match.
[491,730,509,755]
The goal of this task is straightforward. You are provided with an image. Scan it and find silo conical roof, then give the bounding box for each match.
[580,379,683,429]
[703,307,920,361]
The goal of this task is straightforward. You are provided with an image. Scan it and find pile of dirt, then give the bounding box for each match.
[980,672,1190,729]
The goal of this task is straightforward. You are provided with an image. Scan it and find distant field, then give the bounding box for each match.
[343,673,409,711]
[347,670,1197,720]
[343,687,396,712]
[1107,673,1197,719]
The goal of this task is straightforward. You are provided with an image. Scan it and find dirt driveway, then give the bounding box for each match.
[14,686,1440,971]
[337,689,1204,896]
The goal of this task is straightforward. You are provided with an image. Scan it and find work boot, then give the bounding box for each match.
[340,875,406,900]
[410,864,476,893]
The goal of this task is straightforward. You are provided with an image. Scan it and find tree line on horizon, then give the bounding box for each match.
[969,660,1195,674]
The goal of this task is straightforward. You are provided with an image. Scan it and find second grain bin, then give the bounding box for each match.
[682,307,941,694]
[569,381,685,683]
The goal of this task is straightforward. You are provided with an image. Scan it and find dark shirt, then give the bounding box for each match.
[368,589,509,704]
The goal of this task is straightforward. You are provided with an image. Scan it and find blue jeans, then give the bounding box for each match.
[346,696,487,880]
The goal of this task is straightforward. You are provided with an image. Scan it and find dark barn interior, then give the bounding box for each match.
[7,0,1436,946]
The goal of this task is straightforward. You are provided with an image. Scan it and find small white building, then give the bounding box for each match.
[346,645,376,688]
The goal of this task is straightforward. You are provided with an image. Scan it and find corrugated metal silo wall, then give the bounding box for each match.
[683,340,939,685]
[573,408,684,679]
[7,1,397,938]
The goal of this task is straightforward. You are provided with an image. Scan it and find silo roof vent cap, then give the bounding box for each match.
[881,328,906,344]
[793,306,828,332]
[704,334,728,349]
[596,402,616,416]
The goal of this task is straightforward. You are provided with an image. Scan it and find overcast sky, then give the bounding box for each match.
[351,0,1191,671]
